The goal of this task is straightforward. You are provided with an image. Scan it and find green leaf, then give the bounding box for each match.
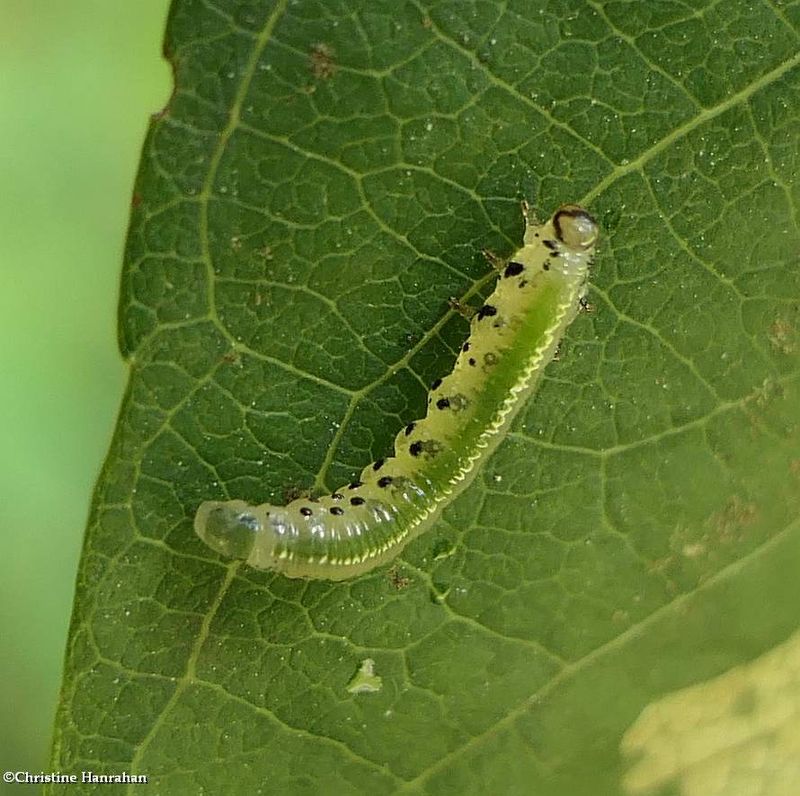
[51,0,800,793]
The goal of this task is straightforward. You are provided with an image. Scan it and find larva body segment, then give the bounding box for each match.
[195,205,599,579]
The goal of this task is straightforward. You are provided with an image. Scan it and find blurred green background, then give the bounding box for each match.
[0,0,170,783]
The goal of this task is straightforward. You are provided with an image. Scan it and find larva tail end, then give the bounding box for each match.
[194,499,259,562]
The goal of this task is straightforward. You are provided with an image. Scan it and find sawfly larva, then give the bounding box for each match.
[195,204,599,580]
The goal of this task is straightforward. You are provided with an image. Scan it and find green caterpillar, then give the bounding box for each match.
[195,204,599,579]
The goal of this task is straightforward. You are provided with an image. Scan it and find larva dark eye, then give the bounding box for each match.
[553,205,599,251]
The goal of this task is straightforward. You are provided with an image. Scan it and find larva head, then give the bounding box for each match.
[553,205,599,253]
[194,500,259,561]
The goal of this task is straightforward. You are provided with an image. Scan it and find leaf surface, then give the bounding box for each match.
[51,1,800,793]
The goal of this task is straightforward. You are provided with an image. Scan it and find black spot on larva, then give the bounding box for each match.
[542,262,550,271]
[404,422,416,436]
[484,352,498,366]
[543,239,557,251]
[350,496,365,506]
[348,481,362,490]
[477,304,498,320]
[431,377,442,390]
[372,458,385,471]
[550,250,559,258]
[330,506,344,516]
[299,507,313,517]
[519,279,529,288]
[436,397,450,409]
[331,492,344,500]
[504,261,524,277]
[409,439,441,458]
[462,342,470,352]
[468,357,476,366]
[377,476,393,488]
